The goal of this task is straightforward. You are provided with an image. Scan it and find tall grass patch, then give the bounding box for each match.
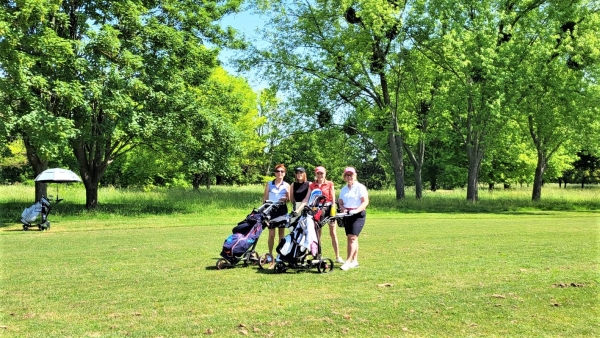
[1,184,599,228]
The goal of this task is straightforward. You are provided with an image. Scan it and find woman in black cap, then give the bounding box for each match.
[291,167,310,214]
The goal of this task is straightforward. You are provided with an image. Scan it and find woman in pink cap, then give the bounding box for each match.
[308,166,344,264]
[338,166,369,270]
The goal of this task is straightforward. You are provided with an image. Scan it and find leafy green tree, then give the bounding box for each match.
[568,151,600,187]
[243,0,415,199]
[256,87,292,177]
[0,138,31,184]
[186,68,264,188]
[101,145,187,188]
[0,0,243,208]
[478,117,538,189]
[507,2,600,200]
[409,0,556,201]
[395,47,443,198]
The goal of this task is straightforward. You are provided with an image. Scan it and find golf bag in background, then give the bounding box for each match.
[20,196,52,231]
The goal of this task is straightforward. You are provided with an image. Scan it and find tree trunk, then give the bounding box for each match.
[466,142,484,202]
[23,136,48,202]
[192,174,202,190]
[389,132,405,200]
[72,140,110,209]
[405,143,424,199]
[488,183,494,190]
[463,90,484,203]
[379,68,405,200]
[466,161,479,202]
[83,179,99,209]
[531,151,547,201]
[414,165,423,199]
[429,165,438,191]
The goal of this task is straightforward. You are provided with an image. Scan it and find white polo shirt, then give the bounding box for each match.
[339,182,368,209]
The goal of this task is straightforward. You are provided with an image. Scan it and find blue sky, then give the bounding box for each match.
[217,11,267,90]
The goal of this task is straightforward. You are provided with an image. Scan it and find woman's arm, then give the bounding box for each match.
[352,185,369,213]
[263,183,270,202]
[295,187,310,213]
[290,182,296,204]
[329,182,336,204]
[338,197,346,213]
[353,195,369,213]
[283,183,291,203]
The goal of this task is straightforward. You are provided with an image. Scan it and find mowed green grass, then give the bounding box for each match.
[0,185,598,337]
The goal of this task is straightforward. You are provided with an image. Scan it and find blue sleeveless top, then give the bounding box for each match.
[268,180,289,201]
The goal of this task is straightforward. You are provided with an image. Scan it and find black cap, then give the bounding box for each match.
[294,167,306,173]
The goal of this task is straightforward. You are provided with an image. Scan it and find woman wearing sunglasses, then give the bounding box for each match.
[263,164,291,258]
[338,166,369,270]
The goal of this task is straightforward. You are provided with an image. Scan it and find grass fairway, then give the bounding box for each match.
[0,186,599,337]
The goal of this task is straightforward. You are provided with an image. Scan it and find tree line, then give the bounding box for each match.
[238,0,599,202]
[1,0,599,208]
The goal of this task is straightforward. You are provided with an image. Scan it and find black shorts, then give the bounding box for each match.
[344,210,366,236]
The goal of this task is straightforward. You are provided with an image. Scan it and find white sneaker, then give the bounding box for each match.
[340,262,351,271]
[349,260,359,269]
[336,257,345,264]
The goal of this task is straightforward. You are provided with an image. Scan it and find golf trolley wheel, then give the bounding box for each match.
[36,221,50,231]
[216,258,230,270]
[249,251,260,266]
[23,225,29,231]
[317,258,334,274]
[258,253,274,270]
[274,262,286,274]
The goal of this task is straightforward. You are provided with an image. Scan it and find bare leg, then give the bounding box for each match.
[268,228,276,255]
[346,235,358,262]
[329,224,340,258]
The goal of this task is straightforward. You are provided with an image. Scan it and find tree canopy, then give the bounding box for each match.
[1,0,599,205]
[0,0,245,207]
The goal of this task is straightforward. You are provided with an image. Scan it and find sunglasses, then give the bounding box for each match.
[344,173,353,177]
[274,170,285,173]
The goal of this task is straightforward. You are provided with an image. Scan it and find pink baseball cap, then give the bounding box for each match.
[315,166,326,173]
[344,167,356,174]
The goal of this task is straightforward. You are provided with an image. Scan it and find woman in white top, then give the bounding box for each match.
[262,163,291,258]
[337,166,369,270]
